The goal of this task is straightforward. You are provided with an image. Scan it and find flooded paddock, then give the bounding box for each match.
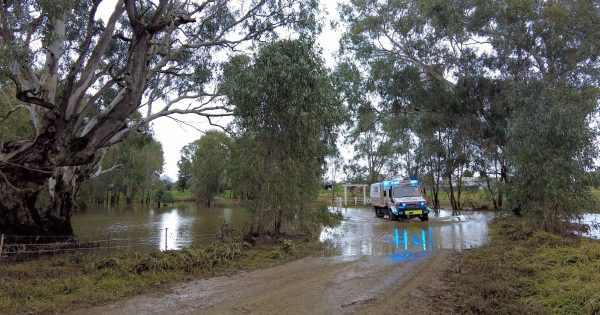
[71,202,252,252]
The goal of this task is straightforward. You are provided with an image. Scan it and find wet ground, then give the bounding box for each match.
[72,207,495,315]
[320,207,493,262]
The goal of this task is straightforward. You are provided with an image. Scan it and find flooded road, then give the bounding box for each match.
[320,207,493,262]
[74,207,495,315]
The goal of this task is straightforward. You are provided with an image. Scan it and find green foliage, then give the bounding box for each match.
[189,131,230,206]
[228,133,262,201]
[78,130,164,205]
[223,39,344,235]
[216,218,241,243]
[153,189,174,206]
[0,86,34,143]
[334,60,413,184]
[280,239,296,254]
[176,141,199,191]
[507,83,598,229]
[168,190,194,201]
[340,0,600,228]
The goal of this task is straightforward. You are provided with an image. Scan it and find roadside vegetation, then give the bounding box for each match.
[431,217,600,314]
[0,237,329,314]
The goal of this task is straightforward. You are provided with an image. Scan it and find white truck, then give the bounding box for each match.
[370,179,430,221]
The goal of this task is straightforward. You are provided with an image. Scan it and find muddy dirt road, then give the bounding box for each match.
[73,208,493,315]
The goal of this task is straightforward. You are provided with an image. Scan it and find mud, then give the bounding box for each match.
[72,207,493,315]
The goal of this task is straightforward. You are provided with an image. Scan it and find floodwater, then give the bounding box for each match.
[320,207,494,262]
[73,207,600,314]
[71,202,252,252]
[71,202,496,258]
[74,206,495,315]
[579,213,600,239]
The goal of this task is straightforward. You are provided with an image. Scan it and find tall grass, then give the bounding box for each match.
[0,239,323,314]
[432,217,600,314]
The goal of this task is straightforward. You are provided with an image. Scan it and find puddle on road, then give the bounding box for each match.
[319,207,494,262]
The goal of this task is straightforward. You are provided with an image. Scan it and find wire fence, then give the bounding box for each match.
[0,228,220,263]
[328,196,370,208]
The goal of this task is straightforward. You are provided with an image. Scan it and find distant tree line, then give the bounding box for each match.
[77,128,165,207]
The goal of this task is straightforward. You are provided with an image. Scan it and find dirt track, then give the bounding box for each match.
[72,208,491,315]
[74,252,448,315]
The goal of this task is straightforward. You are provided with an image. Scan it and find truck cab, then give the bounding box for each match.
[371,179,430,221]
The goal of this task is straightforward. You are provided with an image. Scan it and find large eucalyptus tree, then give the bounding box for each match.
[224,39,343,236]
[340,0,600,229]
[0,0,316,235]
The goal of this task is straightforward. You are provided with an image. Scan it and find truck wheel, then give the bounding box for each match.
[375,207,384,218]
[420,214,429,222]
[388,208,398,221]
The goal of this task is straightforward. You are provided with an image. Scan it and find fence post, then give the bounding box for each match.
[344,186,347,206]
[0,234,4,262]
[107,230,111,256]
[355,196,357,205]
[165,228,168,251]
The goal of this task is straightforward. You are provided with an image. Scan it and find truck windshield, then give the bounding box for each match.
[392,186,421,198]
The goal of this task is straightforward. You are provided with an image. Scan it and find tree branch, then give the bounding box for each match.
[0,160,54,174]
[64,0,102,93]
[91,163,122,178]
[0,169,25,191]
[65,0,125,119]
[0,104,28,124]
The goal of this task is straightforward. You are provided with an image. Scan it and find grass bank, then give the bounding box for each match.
[0,238,325,314]
[431,217,600,314]
[589,189,600,213]
[168,190,194,201]
[432,189,494,209]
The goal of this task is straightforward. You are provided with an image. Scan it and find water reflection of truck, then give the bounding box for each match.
[370,179,430,221]
[388,227,433,264]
